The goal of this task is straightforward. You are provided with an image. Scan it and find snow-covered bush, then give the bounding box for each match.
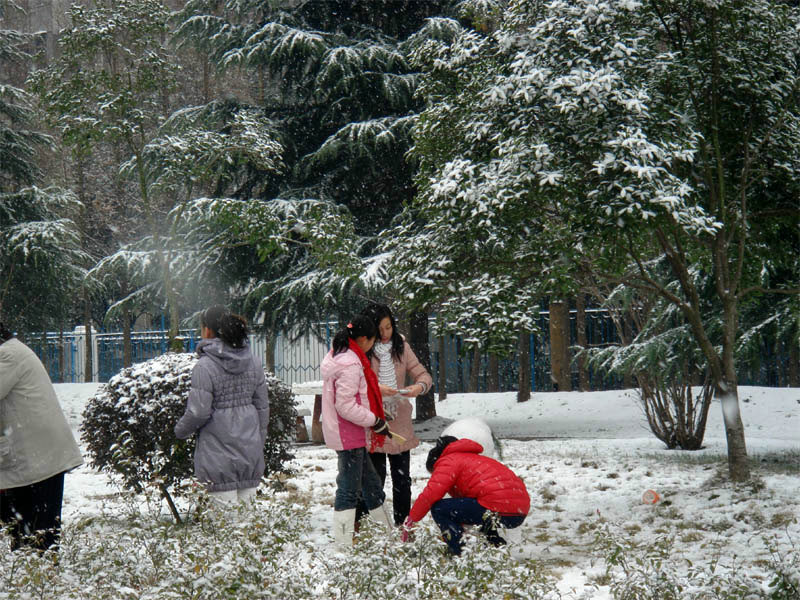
[81,352,296,516]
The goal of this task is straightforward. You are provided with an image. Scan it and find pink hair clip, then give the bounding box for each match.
[346,322,353,329]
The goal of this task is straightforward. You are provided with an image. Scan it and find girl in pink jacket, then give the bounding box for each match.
[320,315,392,546]
[356,303,432,527]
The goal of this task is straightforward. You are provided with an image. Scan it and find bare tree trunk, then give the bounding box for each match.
[437,336,447,401]
[264,330,276,373]
[83,291,92,383]
[717,381,749,480]
[122,304,132,367]
[549,300,571,391]
[517,330,531,402]
[59,328,66,383]
[622,317,634,389]
[409,311,435,420]
[789,334,799,387]
[718,299,749,482]
[202,55,210,104]
[576,294,589,391]
[159,484,182,524]
[487,353,499,392]
[41,331,50,375]
[469,344,480,392]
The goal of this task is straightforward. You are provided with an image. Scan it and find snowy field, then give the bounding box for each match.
[8,384,800,599]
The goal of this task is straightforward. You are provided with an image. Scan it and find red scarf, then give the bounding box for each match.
[348,338,387,451]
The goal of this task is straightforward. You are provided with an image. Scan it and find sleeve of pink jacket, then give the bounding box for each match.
[334,363,378,428]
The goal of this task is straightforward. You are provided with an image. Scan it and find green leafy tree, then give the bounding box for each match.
[393,0,800,480]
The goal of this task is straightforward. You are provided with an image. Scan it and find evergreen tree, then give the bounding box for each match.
[393,0,800,480]
[0,15,48,191]
[28,0,185,347]
[0,187,91,333]
[171,1,465,415]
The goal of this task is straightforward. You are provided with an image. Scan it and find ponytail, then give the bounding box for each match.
[332,314,377,356]
[201,304,249,349]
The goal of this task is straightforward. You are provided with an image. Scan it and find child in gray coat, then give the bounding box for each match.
[175,305,269,504]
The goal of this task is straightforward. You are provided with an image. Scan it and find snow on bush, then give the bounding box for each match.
[81,352,296,501]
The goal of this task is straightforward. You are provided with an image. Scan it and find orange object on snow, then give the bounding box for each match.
[642,489,660,504]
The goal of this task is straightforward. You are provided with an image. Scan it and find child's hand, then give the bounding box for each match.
[371,418,391,436]
[379,384,398,396]
[399,384,422,396]
[401,517,415,542]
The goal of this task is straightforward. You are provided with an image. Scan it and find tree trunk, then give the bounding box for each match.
[122,305,132,368]
[517,330,531,402]
[718,298,750,482]
[487,353,499,392]
[716,380,749,481]
[789,334,799,387]
[622,317,634,389]
[264,330,276,373]
[409,311,435,420]
[549,299,571,392]
[159,484,182,524]
[59,328,66,383]
[83,292,92,383]
[40,331,50,375]
[437,335,447,401]
[576,294,589,391]
[469,344,481,392]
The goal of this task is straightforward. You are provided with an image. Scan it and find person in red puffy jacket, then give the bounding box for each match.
[403,436,530,555]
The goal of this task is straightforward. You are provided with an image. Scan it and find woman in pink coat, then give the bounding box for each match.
[357,303,432,527]
[404,436,530,555]
[320,315,392,546]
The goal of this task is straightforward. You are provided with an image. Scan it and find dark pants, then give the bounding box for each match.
[334,447,385,512]
[355,451,411,526]
[0,472,65,552]
[430,497,526,555]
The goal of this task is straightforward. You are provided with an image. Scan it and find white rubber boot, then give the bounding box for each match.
[368,504,392,529]
[332,508,356,547]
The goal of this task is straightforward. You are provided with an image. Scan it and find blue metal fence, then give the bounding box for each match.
[430,308,624,393]
[26,311,793,390]
[28,329,200,384]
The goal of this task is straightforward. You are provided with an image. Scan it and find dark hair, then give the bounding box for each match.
[331,314,377,356]
[0,322,14,344]
[362,303,404,361]
[201,304,248,349]
[425,435,458,473]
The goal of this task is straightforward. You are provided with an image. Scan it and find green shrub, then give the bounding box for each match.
[594,523,800,600]
[81,352,296,520]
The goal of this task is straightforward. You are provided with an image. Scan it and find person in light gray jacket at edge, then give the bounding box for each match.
[0,322,84,552]
[174,305,269,504]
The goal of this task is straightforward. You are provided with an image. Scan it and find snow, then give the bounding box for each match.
[47,384,800,598]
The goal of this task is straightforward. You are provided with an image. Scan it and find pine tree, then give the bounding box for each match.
[0,187,91,333]
[171,1,465,415]
[0,18,47,191]
[28,0,185,347]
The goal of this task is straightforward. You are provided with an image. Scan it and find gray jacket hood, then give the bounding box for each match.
[196,338,253,374]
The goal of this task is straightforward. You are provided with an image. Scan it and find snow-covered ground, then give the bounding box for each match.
[52,384,800,598]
